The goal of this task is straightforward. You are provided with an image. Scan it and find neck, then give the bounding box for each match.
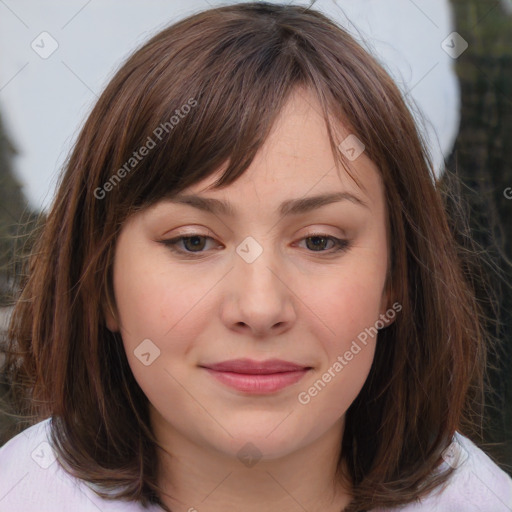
[151,410,352,512]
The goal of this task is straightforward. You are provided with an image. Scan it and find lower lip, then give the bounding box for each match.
[204,368,310,393]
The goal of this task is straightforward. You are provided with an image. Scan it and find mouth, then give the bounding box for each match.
[199,358,312,394]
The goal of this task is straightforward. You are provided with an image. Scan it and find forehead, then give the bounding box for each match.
[183,88,384,212]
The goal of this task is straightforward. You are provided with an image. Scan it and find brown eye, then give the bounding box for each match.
[160,235,217,256]
[181,236,208,252]
[305,236,333,251]
[299,235,350,254]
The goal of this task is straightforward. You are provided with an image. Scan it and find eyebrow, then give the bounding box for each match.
[164,191,369,217]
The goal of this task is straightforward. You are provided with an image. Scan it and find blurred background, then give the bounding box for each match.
[0,0,510,474]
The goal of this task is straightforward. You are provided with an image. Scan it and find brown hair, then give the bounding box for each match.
[3,2,489,511]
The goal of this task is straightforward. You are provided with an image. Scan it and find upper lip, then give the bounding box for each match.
[201,358,311,374]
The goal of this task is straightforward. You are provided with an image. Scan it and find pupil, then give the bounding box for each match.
[308,236,326,251]
[186,236,204,251]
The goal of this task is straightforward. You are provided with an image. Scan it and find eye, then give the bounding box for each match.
[160,234,218,256]
[159,233,350,257]
[297,234,350,253]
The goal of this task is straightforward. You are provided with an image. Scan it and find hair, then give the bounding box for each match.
[2,2,491,511]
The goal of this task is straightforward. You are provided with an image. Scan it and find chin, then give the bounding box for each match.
[208,419,311,462]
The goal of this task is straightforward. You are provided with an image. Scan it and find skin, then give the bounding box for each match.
[105,87,392,512]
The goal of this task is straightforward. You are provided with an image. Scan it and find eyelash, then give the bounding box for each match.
[159,233,350,257]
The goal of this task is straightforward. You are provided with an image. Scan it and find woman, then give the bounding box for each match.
[1,2,511,511]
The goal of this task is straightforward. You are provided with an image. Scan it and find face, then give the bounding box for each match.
[105,87,391,461]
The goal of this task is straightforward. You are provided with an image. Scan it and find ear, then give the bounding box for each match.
[378,276,398,327]
[101,291,120,333]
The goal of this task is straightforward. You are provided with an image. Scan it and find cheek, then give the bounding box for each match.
[295,251,386,415]
[111,249,216,406]
[296,340,375,440]
[112,245,213,349]
[112,247,239,409]
[295,277,382,423]
[315,257,388,351]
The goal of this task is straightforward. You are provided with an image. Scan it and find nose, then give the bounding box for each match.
[220,241,296,338]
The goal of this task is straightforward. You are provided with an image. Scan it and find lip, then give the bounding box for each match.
[200,358,312,394]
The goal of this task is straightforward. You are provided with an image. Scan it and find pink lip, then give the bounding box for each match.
[201,358,311,394]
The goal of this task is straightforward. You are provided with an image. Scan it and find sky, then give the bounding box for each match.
[0,0,461,212]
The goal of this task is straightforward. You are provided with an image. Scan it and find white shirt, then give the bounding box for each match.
[1,418,511,511]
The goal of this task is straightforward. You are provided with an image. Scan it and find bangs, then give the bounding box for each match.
[89,5,369,219]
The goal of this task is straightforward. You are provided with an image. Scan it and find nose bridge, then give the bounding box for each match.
[235,235,283,300]
[223,234,294,335]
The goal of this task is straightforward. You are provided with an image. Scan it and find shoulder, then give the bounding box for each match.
[0,418,162,511]
[375,432,512,512]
